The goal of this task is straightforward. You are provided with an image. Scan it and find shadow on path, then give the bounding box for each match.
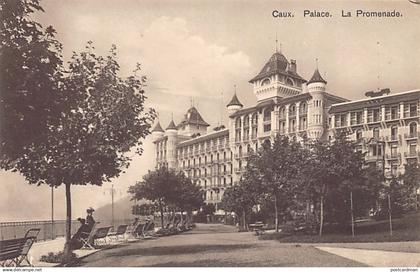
[106,243,259,258]
[150,258,291,267]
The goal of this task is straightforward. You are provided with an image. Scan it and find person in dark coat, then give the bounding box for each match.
[70,218,90,250]
[86,207,95,231]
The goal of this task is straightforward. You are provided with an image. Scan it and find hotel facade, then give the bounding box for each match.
[151,50,420,205]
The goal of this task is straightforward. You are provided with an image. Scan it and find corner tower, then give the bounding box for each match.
[307,68,327,140]
[165,119,178,169]
[249,50,307,102]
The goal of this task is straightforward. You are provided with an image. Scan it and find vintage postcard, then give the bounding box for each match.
[0,0,419,269]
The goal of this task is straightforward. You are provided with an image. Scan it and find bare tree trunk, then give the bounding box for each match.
[319,193,324,236]
[62,182,72,264]
[180,211,184,225]
[159,201,164,228]
[350,190,355,237]
[242,210,247,230]
[274,194,279,232]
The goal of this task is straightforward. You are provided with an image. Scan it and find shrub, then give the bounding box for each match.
[40,251,77,264]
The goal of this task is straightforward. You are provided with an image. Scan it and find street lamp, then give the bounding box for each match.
[373,138,393,237]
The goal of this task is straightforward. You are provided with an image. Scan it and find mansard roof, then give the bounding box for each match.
[178,106,210,128]
[227,93,243,107]
[329,89,420,114]
[249,52,306,83]
[177,129,229,148]
[308,68,327,84]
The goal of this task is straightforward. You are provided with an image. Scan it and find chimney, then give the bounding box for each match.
[289,59,297,73]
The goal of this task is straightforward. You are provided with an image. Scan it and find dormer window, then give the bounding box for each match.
[286,77,294,86]
[261,78,271,86]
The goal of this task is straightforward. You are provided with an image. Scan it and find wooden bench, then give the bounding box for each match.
[0,228,40,267]
[248,222,266,235]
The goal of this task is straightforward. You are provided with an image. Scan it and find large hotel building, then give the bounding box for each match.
[152,50,420,205]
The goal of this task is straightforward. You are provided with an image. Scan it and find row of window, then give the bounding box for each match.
[334,102,418,127]
[354,122,418,141]
[178,136,229,157]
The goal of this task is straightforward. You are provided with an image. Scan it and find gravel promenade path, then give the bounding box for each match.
[78,224,364,267]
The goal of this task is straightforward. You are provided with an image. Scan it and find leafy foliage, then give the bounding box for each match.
[0,0,63,166]
[128,166,204,226]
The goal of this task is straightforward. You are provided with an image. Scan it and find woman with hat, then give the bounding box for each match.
[86,207,96,231]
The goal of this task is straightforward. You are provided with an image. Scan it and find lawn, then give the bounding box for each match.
[259,212,420,244]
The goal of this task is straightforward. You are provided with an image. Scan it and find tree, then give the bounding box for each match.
[129,167,178,228]
[174,174,205,223]
[219,184,255,229]
[307,133,368,235]
[0,0,62,167]
[400,163,420,211]
[6,43,154,262]
[244,135,305,232]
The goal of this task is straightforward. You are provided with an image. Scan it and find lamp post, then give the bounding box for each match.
[51,185,54,239]
[376,139,393,237]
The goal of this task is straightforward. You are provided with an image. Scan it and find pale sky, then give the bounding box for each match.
[1,0,419,221]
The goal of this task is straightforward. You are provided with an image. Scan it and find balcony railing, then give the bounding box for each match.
[404,151,420,158]
[405,132,419,140]
[234,167,243,173]
[386,153,401,160]
[365,155,382,162]
[386,135,399,142]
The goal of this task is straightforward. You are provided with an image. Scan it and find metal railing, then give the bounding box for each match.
[0,218,135,241]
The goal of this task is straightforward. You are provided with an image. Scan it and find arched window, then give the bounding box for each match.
[264,107,272,121]
[286,77,294,86]
[252,113,258,126]
[409,122,417,137]
[300,102,307,115]
[235,117,241,129]
[279,107,286,119]
[289,104,296,116]
[244,115,250,127]
[356,130,363,141]
[261,78,271,86]
[373,127,380,140]
[238,145,243,156]
[391,126,398,140]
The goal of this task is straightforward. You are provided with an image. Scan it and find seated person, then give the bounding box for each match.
[86,207,96,231]
[70,218,90,250]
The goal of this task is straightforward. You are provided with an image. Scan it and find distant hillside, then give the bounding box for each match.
[94,196,147,223]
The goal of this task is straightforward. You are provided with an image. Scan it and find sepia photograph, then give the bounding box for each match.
[1,0,420,269]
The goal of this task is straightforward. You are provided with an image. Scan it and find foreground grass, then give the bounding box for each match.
[259,212,420,243]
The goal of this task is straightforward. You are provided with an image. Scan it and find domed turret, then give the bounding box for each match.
[227,88,243,115]
[307,66,327,140]
[249,49,307,101]
[165,118,178,169]
[166,119,178,131]
[307,68,327,94]
[177,106,209,136]
[151,120,164,141]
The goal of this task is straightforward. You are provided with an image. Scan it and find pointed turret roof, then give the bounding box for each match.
[308,68,327,84]
[152,121,164,132]
[178,106,210,128]
[227,93,243,107]
[249,51,306,83]
[166,119,178,130]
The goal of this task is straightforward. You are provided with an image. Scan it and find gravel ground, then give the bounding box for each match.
[78,224,364,267]
[316,241,420,253]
